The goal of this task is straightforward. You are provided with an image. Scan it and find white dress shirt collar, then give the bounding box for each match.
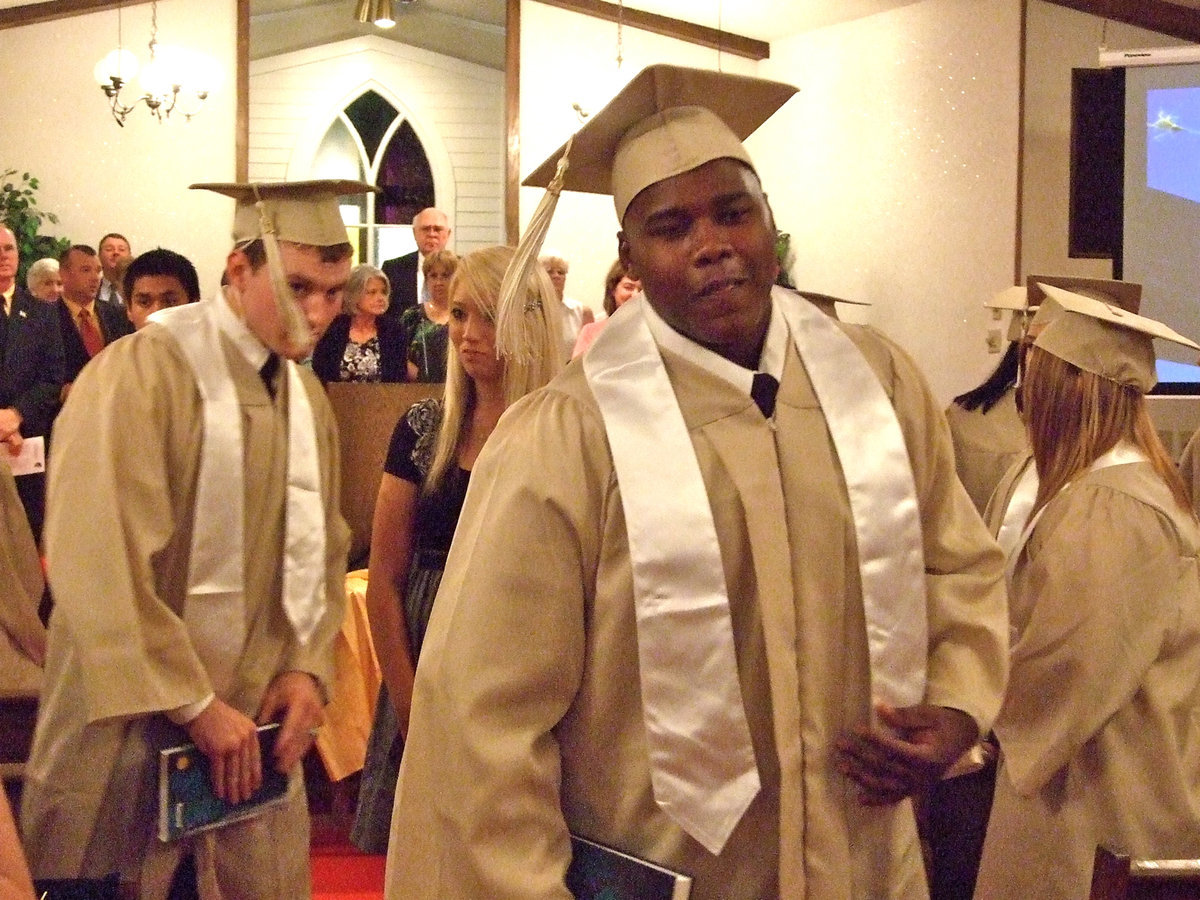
[642,294,787,392]
[213,290,272,372]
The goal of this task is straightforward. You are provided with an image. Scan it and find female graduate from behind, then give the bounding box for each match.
[974,285,1200,899]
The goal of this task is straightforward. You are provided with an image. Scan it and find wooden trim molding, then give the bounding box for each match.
[1014,0,1027,286]
[1041,0,1200,44]
[506,0,521,244]
[0,0,151,31]
[236,0,249,181]
[530,0,769,61]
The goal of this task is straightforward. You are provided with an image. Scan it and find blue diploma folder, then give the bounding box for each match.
[157,722,289,842]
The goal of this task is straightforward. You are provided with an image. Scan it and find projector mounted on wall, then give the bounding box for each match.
[1099,45,1200,68]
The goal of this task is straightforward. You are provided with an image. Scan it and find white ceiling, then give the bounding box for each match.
[4,0,1199,40]
[245,0,1200,67]
[0,0,922,26]
[248,0,918,67]
[250,0,505,66]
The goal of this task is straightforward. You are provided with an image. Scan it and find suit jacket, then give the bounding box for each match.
[96,279,123,307]
[310,314,410,384]
[381,252,420,322]
[0,286,65,439]
[56,299,134,384]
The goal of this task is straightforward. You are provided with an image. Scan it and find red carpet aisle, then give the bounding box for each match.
[311,839,385,900]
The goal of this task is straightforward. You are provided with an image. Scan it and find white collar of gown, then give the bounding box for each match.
[152,294,326,695]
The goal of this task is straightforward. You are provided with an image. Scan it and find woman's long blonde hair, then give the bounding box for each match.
[1023,344,1192,519]
[424,245,563,492]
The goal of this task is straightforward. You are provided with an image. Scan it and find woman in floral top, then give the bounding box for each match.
[311,264,409,383]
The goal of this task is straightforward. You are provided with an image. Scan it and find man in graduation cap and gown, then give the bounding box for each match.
[974,287,1200,900]
[385,65,1008,899]
[21,180,367,899]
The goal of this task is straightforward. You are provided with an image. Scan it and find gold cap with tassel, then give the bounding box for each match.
[191,179,376,353]
[496,64,797,362]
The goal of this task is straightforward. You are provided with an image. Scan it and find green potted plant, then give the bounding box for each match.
[774,229,798,289]
[1,169,70,285]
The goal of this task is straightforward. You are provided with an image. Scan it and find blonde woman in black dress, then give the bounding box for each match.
[351,246,562,852]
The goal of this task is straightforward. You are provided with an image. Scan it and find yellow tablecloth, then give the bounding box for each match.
[314,569,381,781]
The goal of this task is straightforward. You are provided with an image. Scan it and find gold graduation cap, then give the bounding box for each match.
[986,285,1030,313]
[798,290,870,307]
[190,179,376,247]
[1019,277,1139,344]
[1032,283,1199,393]
[797,290,870,320]
[190,179,375,353]
[523,64,798,222]
[1026,275,1140,315]
[985,286,1035,342]
[498,65,798,359]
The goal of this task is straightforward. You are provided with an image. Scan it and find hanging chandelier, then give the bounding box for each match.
[93,0,219,126]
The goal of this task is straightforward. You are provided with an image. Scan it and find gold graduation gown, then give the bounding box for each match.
[944,389,1028,517]
[975,462,1200,900]
[0,460,45,695]
[385,322,1007,899]
[1178,425,1200,516]
[21,320,348,898]
[982,453,1034,540]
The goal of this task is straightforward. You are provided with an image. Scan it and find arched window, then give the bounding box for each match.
[311,89,435,264]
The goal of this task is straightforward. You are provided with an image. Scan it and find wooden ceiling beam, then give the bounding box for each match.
[4,0,1194,48]
[530,0,769,61]
[0,0,152,31]
[1041,0,1200,45]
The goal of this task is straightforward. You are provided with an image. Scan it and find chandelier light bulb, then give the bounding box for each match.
[139,52,175,98]
[183,50,222,95]
[94,48,139,87]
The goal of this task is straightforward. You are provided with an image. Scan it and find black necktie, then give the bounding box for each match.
[751,372,779,418]
[259,353,280,399]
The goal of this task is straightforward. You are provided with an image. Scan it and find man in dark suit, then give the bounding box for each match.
[380,207,451,321]
[96,232,131,307]
[0,225,66,543]
[56,245,133,393]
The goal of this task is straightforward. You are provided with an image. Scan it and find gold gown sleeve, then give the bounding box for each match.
[45,330,213,723]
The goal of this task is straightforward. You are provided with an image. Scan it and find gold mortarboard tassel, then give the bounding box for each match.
[494,134,575,363]
[252,184,313,354]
